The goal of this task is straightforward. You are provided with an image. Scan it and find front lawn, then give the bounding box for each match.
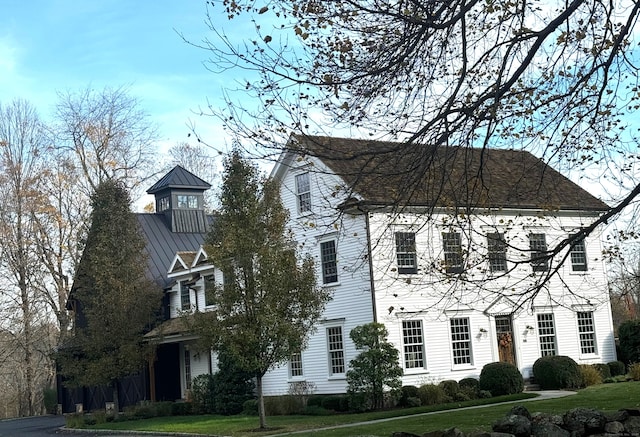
[81,382,640,436]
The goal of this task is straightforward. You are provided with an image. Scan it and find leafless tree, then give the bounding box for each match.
[0,99,54,416]
[166,141,219,210]
[55,85,159,197]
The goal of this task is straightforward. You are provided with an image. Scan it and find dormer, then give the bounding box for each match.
[147,165,212,233]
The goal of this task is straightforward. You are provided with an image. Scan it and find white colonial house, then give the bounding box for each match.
[143,135,617,401]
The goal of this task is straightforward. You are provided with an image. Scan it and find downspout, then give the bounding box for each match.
[364,210,377,322]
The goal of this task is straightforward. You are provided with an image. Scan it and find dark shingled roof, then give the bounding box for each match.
[289,135,608,212]
[147,165,211,194]
[137,213,210,289]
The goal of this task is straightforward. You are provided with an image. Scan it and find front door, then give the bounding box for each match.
[495,315,516,366]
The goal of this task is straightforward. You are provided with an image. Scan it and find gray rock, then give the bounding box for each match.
[442,428,466,437]
[624,415,640,434]
[604,420,625,434]
[468,433,515,437]
[392,432,423,437]
[532,421,570,437]
[509,405,532,421]
[531,411,564,426]
[606,409,629,423]
[493,414,531,437]
[563,408,607,434]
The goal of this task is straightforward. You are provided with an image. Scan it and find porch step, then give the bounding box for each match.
[524,383,541,392]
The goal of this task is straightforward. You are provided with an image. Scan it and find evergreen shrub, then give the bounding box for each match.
[608,360,626,377]
[618,320,640,364]
[398,385,420,407]
[438,380,460,398]
[478,362,524,395]
[592,363,611,379]
[417,384,448,405]
[532,355,581,389]
[459,377,479,398]
[629,363,640,381]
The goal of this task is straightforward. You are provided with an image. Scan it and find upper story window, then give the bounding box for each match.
[180,282,191,311]
[442,232,463,274]
[320,240,338,284]
[158,196,170,211]
[487,232,507,272]
[176,194,199,209]
[569,235,588,272]
[295,173,311,213]
[395,232,417,274]
[529,233,549,272]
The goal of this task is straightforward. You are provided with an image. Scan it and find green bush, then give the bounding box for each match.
[479,362,524,395]
[532,355,581,389]
[321,395,349,412]
[264,395,305,416]
[417,384,448,405]
[303,405,333,416]
[242,399,258,415]
[458,378,479,399]
[190,374,216,414]
[209,351,255,415]
[580,364,603,387]
[629,363,640,381]
[43,388,58,415]
[405,396,421,407]
[478,390,492,398]
[306,395,323,408]
[398,385,419,407]
[592,363,611,379]
[154,401,173,417]
[170,402,193,416]
[608,360,626,377]
[438,380,460,398]
[619,320,640,364]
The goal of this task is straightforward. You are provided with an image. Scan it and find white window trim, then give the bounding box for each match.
[576,311,598,358]
[319,237,339,286]
[450,317,474,370]
[401,319,427,372]
[326,325,346,378]
[288,352,304,380]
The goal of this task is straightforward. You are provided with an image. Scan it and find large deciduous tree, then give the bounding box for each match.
[195,0,640,278]
[190,151,331,429]
[57,180,162,412]
[0,99,55,416]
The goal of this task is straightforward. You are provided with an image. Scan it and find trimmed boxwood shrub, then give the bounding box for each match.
[459,378,479,398]
[608,360,626,377]
[532,355,581,389]
[479,362,524,395]
[592,363,611,379]
[398,385,419,407]
[321,395,349,412]
[438,380,460,398]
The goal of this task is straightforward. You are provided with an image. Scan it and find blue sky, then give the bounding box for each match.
[0,0,239,153]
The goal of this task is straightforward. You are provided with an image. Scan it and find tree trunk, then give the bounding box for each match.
[257,374,267,429]
[112,381,119,417]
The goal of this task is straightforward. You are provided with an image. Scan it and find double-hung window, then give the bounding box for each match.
[327,326,345,375]
[442,232,463,274]
[450,317,472,365]
[569,234,588,272]
[402,320,425,369]
[487,232,507,272]
[320,240,338,284]
[289,352,303,378]
[537,313,557,356]
[529,233,549,272]
[295,173,311,213]
[180,281,190,311]
[577,311,597,355]
[395,232,417,274]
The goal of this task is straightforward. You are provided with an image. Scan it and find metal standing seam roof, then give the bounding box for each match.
[136,213,210,289]
[146,165,212,194]
[286,134,609,212]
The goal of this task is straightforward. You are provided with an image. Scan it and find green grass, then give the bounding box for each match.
[82,382,640,437]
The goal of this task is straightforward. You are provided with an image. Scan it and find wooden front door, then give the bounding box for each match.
[495,315,516,366]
